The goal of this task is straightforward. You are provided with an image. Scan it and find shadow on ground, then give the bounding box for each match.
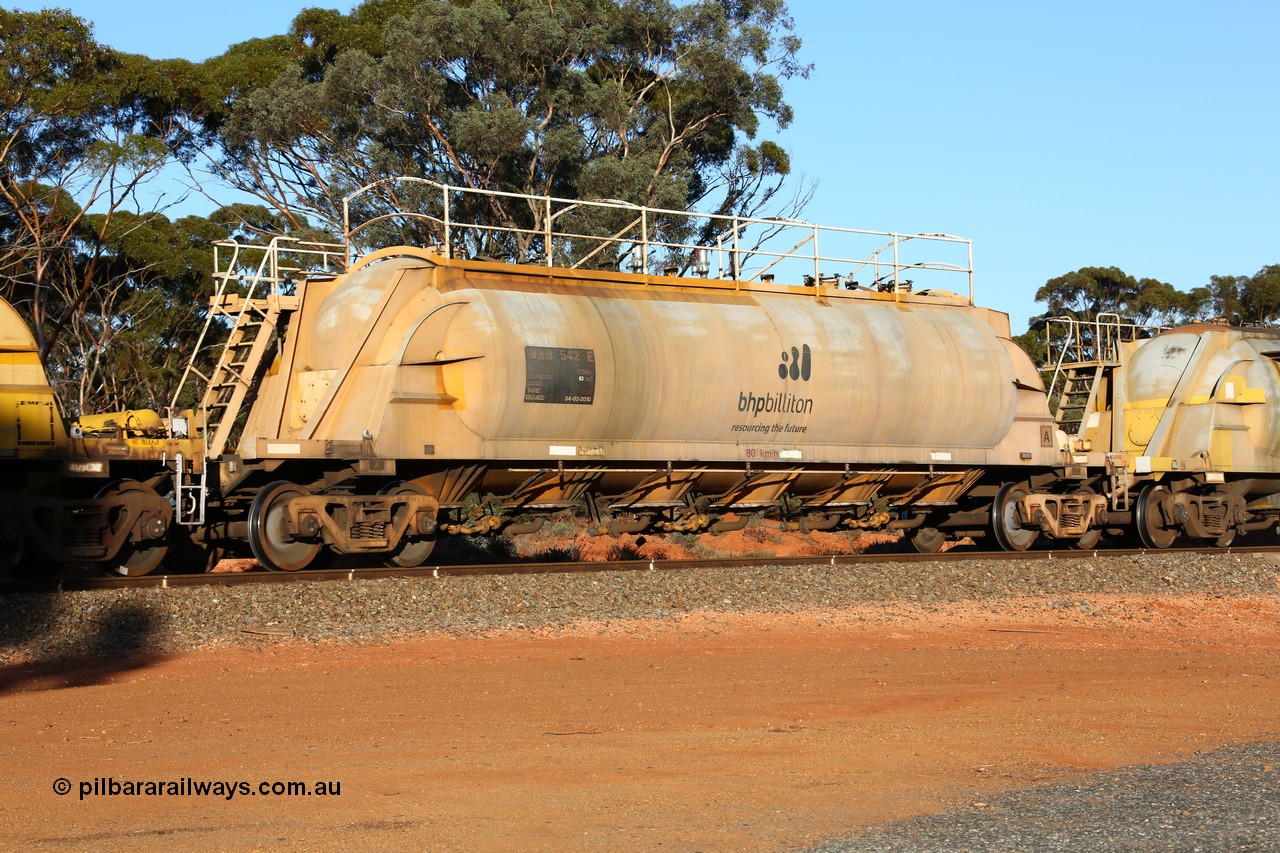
[0,596,165,694]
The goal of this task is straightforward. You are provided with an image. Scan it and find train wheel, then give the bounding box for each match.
[0,544,23,579]
[1072,528,1103,550]
[1135,484,1178,549]
[99,480,168,577]
[991,482,1037,552]
[379,481,437,568]
[248,481,322,572]
[910,527,946,554]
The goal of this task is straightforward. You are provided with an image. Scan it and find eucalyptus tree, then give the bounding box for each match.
[1186,266,1280,326]
[208,0,810,262]
[1018,266,1191,377]
[0,8,205,409]
[1240,265,1280,325]
[1031,266,1191,327]
[1032,264,1280,334]
[1,8,117,360]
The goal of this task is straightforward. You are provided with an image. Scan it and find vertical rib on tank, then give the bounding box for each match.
[246,256,1030,467]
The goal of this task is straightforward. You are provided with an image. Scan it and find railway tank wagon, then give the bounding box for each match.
[201,179,1084,570]
[1,179,1138,576]
[1050,317,1280,549]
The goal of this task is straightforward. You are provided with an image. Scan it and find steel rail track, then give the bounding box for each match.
[4,544,1278,594]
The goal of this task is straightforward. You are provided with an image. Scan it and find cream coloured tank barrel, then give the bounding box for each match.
[241,253,1056,469]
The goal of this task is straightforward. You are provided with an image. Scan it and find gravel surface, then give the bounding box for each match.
[0,551,1277,663]
[804,740,1280,853]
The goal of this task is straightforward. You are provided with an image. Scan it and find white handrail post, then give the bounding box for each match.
[641,207,649,274]
[270,239,279,296]
[892,233,901,296]
[812,224,820,286]
[443,185,451,260]
[545,196,553,267]
[1095,311,1121,363]
[967,239,974,305]
[731,216,740,280]
[342,194,351,260]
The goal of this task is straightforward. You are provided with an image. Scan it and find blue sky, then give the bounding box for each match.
[9,0,1278,330]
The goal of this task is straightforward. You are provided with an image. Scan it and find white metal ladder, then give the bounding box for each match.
[1046,313,1126,436]
[168,237,344,525]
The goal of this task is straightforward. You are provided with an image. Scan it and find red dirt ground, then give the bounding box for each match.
[205,518,894,573]
[1,593,1278,851]
[513,517,896,561]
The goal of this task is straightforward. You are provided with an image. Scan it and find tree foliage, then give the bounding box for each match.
[1030,266,1192,327]
[11,3,1280,424]
[1185,265,1280,326]
[1,8,116,360]
[1032,264,1280,332]
[209,0,809,259]
[0,1,811,413]
[0,9,224,412]
[1022,264,1280,372]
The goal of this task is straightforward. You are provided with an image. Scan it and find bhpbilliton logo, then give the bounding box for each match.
[738,343,816,419]
[778,344,811,381]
